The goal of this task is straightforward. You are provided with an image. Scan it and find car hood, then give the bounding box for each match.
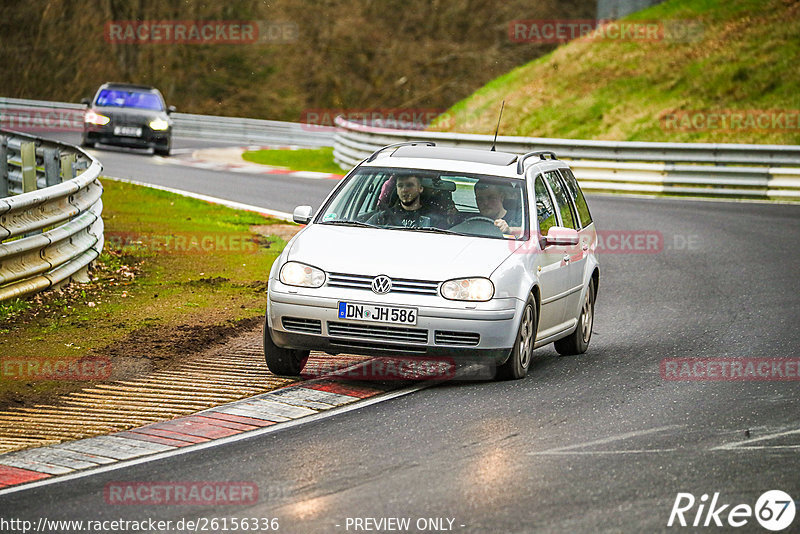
[287,224,524,280]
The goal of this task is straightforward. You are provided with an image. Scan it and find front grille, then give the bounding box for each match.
[327,273,439,296]
[327,321,428,344]
[435,330,480,346]
[281,317,322,335]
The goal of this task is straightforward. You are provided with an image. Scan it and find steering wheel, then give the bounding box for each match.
[459,216,497,225]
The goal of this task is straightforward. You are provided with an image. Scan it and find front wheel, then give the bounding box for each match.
[554,281,595,356]
[496,294,537,380]
[263,317,309,376]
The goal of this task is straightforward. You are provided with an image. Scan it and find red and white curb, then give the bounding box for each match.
[0,375,418,493]
[156,144,344,180]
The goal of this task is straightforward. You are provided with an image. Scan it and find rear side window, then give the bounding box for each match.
[543,171,576,230]
[534,175,557,237]
[559,168,592,228]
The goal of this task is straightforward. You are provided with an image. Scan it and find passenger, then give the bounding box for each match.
[475,181,523,237]
[368,173,446,228]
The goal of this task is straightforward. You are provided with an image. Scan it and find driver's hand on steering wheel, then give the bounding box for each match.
[494,219,510,234]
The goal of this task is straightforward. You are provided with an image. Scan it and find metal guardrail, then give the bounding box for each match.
[333,118,800,200]
[0,129,104,302]
[0,97,335,148]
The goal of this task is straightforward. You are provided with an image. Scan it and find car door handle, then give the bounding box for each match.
[563,255,571,263]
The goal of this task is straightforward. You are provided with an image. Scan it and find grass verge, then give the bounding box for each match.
[0,178,297,409]
[242,147,344,175]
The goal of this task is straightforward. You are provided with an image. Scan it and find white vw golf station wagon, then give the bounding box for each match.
[264,143,599,380]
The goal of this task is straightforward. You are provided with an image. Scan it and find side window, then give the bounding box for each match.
[534,175,557,237]
[543,171,576,230]
[560,168,592,228]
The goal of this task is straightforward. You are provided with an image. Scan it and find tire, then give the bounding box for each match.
[554,281,595,356]
[154,145,170,157]
[496,294,537,380]
[263,316,309,376]
[82,139,95,148]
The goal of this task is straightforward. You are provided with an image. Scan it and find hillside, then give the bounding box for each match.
[432,0,800,145]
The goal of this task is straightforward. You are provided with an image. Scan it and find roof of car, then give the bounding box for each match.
[362,144,564,178]
[100,82,160,92]
[391,145,518,166]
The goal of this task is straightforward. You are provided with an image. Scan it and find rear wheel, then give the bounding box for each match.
[554,282,595,356]
[496,294,537,380]
[263,316,309,376]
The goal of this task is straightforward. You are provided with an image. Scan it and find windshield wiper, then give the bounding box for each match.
[319,220,379,229]
[386,225,468,236]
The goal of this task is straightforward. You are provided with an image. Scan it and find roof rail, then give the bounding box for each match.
[516,151,558,174]
[366,142,436,162]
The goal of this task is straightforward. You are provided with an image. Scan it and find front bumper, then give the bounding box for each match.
[84,126,170,149]
[267,284,524,364]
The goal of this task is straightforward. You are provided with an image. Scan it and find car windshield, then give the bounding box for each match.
[316,167,528,240]
[94,89,164,110]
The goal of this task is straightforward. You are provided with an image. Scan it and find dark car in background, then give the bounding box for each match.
[81,82,174,156]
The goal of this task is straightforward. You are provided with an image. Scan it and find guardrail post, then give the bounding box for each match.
[61,153,76,181]
[44,148,60,186]
[0,136,7,197]
[73,159,88,177]
[20,141,36,192]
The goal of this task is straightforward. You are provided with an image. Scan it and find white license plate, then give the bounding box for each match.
[337,302,417,325]
[114,126,142,137]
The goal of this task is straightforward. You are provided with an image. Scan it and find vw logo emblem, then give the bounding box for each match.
[371,275,392,295]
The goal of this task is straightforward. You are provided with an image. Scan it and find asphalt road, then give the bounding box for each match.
[2,137,799,533]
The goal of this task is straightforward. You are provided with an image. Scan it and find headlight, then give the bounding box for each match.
[279,261,325,288]
[440,277,494,301]
[84,111,110,125]
[149,118,169,131]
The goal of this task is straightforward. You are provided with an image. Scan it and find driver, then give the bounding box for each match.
[475,181,523,237]
[368,173,446,228]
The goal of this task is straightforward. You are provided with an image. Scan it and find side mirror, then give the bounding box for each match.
[292,205,313,225]
[167,105,176,114]
[543,227,579,247]
[81,98,91,106]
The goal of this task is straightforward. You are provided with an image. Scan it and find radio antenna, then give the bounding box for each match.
[490,100,505,152]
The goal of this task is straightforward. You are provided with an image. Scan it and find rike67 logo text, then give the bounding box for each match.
[668,491,795,531]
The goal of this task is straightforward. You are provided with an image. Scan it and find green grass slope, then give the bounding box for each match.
[433,0,800,145]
